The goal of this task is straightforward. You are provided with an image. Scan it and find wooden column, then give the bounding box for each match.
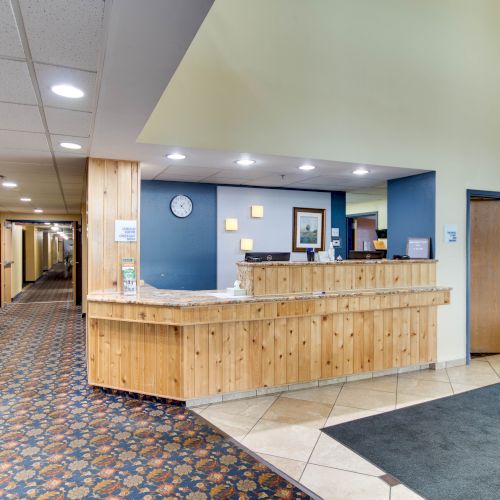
[86,158,140,295]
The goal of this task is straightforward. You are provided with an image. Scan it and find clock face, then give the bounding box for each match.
[170,195,193,218]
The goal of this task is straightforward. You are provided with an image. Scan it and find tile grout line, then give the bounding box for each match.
[297,383,344,483]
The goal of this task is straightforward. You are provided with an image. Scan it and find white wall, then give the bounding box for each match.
[217,186,331,288]
[346,199,387,229]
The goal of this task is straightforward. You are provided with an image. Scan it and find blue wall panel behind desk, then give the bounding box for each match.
[387,172,436,258]
[141,181,217,290]
[331,191,347,259]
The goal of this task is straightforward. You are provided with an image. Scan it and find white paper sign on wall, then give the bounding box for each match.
[444,224,457,243]
[115,220,137,242]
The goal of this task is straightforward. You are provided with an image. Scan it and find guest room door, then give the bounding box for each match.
[470,199,500,353]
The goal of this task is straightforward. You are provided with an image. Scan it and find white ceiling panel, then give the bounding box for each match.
[20,0,105,71]
[0,59,37,104]
[52,135,89,155]
[0,0,23,58]
[0,150,53,164]
[45,107,92,137]
[140,162,166,180]
[36,63,97,112]
[202,177,253,186]
[0,130,49,151]
[0,102,44,133]
[162,165,222,177]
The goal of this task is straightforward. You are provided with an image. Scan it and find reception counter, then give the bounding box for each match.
[87,260,450,404]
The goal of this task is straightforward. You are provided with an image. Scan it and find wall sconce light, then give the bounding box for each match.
[251,205,264,218]
[225,218,238,231]
[240,238,253,251]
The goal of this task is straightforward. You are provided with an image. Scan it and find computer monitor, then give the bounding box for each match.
[245,252,291,262]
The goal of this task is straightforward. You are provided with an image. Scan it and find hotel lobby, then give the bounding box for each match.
[2,1,500,499]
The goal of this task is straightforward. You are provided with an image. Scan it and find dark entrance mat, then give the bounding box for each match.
[322,384,500,500]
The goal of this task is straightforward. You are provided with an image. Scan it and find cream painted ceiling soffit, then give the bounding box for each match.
[0,0,106,214]
[139,0,500,172]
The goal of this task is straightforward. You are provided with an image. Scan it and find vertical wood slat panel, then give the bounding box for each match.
[234,321,250,391]
[194,324,209,397]
[208,323,223,394]
[286,317,299,383]
[222,323,235,393]
[261,320,275,387]
[87,158,140,293]
[87,318,98,383]
[419,307,429,362]
[373,310,384,371]
[353,312,364,372]
[274,318,287,385]
[298,317,311,381]
[277,267,290,294]
[410,308,420,365]
[363,312,374,372]
[249,321,262,388]
[321,315,333,378]
[400,309,411,367]
[343,313,354,374]
[143,324,157,394]
[332,313,344,376]
[427,306,437,362]
[383,309,393,369]
[129,322,144,392]
[310,316,322,379]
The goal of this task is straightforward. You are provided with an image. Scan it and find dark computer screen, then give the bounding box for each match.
[245,252,291,262]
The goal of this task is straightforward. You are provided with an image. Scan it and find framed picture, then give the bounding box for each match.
[292,207,326,252]
[406,237,431,259]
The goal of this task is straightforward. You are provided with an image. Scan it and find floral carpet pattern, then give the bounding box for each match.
[0,286,310,498]
[13,268,73,303]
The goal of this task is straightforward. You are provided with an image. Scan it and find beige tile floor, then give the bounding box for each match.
[193,356,500,499]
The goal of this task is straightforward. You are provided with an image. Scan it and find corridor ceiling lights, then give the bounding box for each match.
[20,197,31,202]
[51,225,59,231]
[2,181,17,188]
[235,159,256,167]
[166,153,186,160]
[299,164,316,171]
[353,167,370,176]
[60,142,82,150]
[34,208,43,213]
[51,84,84,98]
[44,222,51,225]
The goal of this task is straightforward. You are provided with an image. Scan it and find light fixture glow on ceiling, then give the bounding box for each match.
[2,181,17,188]
[299,164,316,171]
[34,208,43,213]
[60,142,82,150]
[51,225,59,231]
[353,167,370,176]
[20,197,31,202]
[51,84,84,98]
[235,159,256,167]
[166,153,186,160]
[44,222,51,225]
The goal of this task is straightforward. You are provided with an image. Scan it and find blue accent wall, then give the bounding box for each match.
[387,172,436,258]
[141,181,217,290]
[331,191,347,259]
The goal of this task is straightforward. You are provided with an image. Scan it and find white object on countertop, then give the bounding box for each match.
[328,241,335,261]
[225,287,247,296]
[234,280,241,289]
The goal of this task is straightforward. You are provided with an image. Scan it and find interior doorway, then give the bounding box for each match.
[468,191,500,357]
[347,212,378,252]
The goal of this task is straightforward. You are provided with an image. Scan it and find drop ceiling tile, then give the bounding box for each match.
[20,0,105,71]
[163,165,221,177]
[52,135,89,154]
[0,0,24,58]
[0,102,44,133]
[0,150,53,164]
[203,177,253,185]
[0,59,37,104]
[0,130,49,151]
[36,63,97,112]
[45,107,91,137]
[155,173,208,183]
[140,163,166,180]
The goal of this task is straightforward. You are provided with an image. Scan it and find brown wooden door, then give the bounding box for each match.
[471,199,500,352]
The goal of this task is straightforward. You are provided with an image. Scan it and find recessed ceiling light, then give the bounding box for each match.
[34,208,43,213]
[299,164,316,171]
[2,181,17,188]
[353,167,370,176]
[51,84,84,98]
[20,197,31,202]
[44,222,51,225]
[166,153,186,160]
[60,142,82,150]
[51,225,59,231]
[235,159,256,167]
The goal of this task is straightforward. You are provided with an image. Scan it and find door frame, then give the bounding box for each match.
[346,212,379,252]
[466,189,500,362]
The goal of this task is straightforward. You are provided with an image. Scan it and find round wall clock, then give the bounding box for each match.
[170,194,193,218]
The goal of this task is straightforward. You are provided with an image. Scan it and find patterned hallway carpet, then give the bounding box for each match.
[0,280,310,498]
[14,268,73,303]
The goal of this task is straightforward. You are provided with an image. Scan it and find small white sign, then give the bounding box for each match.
[115,220,137,242]
[444,224,457,244]
[332,239,341,247]
[331,227,340,237]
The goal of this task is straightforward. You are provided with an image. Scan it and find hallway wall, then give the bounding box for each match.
[11,223,23,298]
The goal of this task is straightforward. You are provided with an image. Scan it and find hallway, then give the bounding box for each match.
[0,280,309,498]
[14,265,73,304]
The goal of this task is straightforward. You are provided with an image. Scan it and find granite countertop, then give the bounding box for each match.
[87,284,451,308]
[237,259,438,266]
